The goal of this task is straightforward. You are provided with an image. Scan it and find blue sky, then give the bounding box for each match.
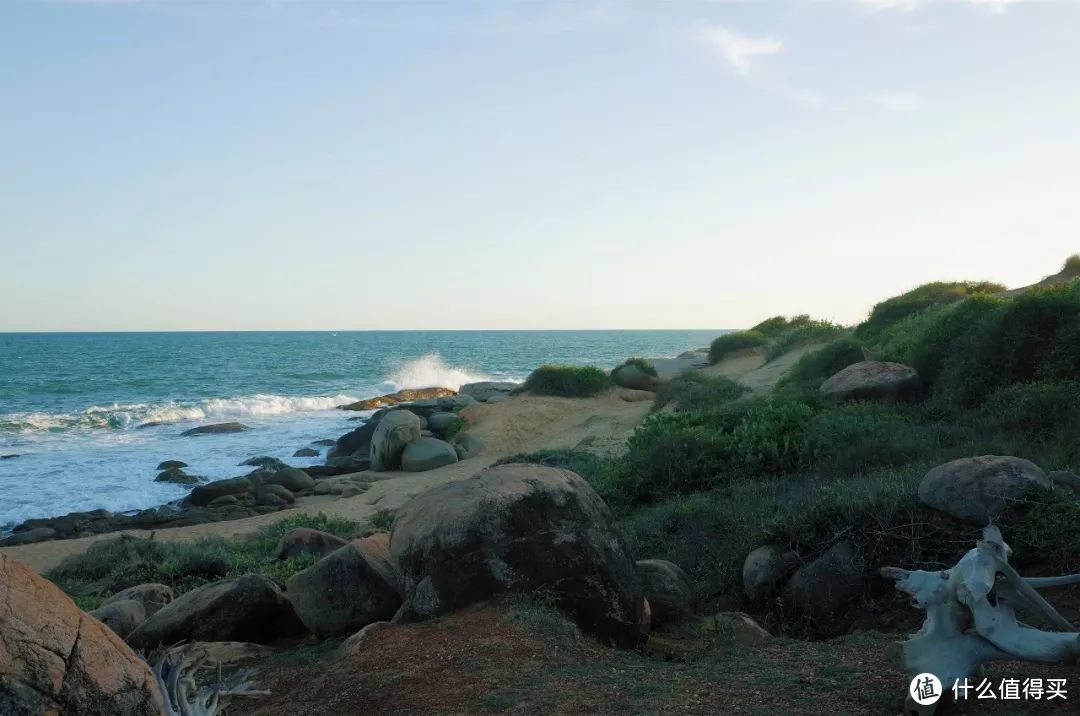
[1,0,1077,331]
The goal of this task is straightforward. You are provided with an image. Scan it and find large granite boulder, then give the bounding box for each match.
[0,552,165,715]
[390,464,644,647]
[918,455,1050,524]
[459,381,518,403]
[181,422,250,436]
[339,388,456,412]
[285,533,403,638]
[273,528,348,561]
[88,600,146,639]
[782,542,865,625]
[126,574,306,649]
[426,412,461,437]
[453,433,485,460]
[187,477,251,507]
[636,559,693,626]
[102,583,174,616]
[329,418,380,459]
[265,467,315,492]
[401,437,459,472]
[819,361,921,402]
[370,410,422,471]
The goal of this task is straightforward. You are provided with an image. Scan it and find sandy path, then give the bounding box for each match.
[1,392,653,573]
[701,343,826,394]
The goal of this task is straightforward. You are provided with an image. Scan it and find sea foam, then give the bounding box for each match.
[387,353,497,391]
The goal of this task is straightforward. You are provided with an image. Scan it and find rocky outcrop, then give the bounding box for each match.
[0,527,57,546]
[370,410,422,471]
[273,528,348,560]
[180,422,251,436]
[240,456,288,471]
[819,361,921,402]
[401,438,459,472]
[293,447,319,457]
[0,552,165,715]
[187,476,252,506]
[264,467,314,493]
[459,381,518,403]
[154,467,202,485]
[339,388,457,411]
[918,455,1050,523]
[742,545,800,604]
[285,534,403,638]
[126,574,306,649]
[390,463,644,647]
[329,418,380,459]
[453,434,484,460]
[426,412,461,437]
[156,460,187,470]
[636,559,693,626]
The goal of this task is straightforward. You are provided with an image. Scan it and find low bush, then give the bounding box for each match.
[978,380,1080,441]
[764,320,845,362]
[651,372,746,413]
[1061,254,1080,278]
[522,364,611,398]
[776,338,865,395]
[708,330,768,364]
[750,315,814,337]
[47,513,363,610]
[611,357,658,378]
[856,281,1004,340]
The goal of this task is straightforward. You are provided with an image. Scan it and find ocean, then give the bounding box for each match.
[0,330,720,529]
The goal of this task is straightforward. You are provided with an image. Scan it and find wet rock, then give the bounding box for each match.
[293,447,319,457]
[155,467,202,485]
[339,388,457,411]
[156,460,187,470]
[187,477,252,507]
[181,422,251,436]
[240,456,288,471]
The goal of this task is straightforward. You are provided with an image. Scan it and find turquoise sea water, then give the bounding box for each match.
[0,330,721,528]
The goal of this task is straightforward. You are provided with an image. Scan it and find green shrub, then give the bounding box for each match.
[1061,254,1080,278]
[856,281,1004,340]
[777,338,865,395]
[708,330,768,364]
[369,508,396,531]
[612,357,658,378]
[651,372,746,413]
[522,364,611,398]
[764,320,845,362]
[750,315,812,337]
[978,380,1080,440]
[442,416,466,442]
[616,414,730,505]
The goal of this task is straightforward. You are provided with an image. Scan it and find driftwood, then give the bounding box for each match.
[882,526,1080,715]
[149,645,269,716]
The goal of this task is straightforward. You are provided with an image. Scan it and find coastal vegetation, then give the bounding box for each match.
[611,357,658,378]
[521,364,611,397]
[707,330,767,363]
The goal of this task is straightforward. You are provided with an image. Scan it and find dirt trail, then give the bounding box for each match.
[701,343,825,394]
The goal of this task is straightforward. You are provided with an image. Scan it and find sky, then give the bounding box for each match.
[1,0,1078,331]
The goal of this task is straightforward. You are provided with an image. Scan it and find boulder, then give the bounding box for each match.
[285,534,403,638]
[819,361,921,402]
[154,467,201,485]
[318,456,371,473]
[187,477,251,507]
[437,395,477,411]
[486,394,508,404]
[918,456,1050,524]
[459,381,518,402]
[293,447,319,457]
[370,410,422,471]
[208,495,240,508]
[619,388,655,403]
[156,460,187,470]
[0,526,56,546]
[102,583,174,616]
[390,463,643,647]
[265,467,314,492]
[1049,470,1080,496]
[453,433,484,460]
[126,574,306,649]
[339,387,457,411]
[255,484,295,505]
[240,456,288,471]
[89,599,146,639]
[612,363,659,391]
[311,439,337,447]
[340,621,392,657]
[329,418,380,459]
[0,552,165,715]
[171,641,276,668]
[636,559,693,625]
[782,542,865,624]
[401,438,459,473]
[742,545,800,604]
[274,528,348,560]
[181,422,251,436]
[427,412,462,436]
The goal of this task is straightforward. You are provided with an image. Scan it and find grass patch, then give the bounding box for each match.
[708,330,767,364]
[522,364,611,398]
[776,338,865,395]
[611,357,657,377]
[764,320,845,362]
[47,513,363,610]
[503,593,580,652]
[651,372,746,413]
[369,508,396,532]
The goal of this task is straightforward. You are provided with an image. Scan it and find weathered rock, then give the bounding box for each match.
[102,583,174,616]
[390,463,643,647]
[311,439,337,447]
[313,474,370,496]
[274,528,348,561]
[256,484,295,504]
[0,552,165,715]
[207,494,240,508]
[187,476,251,507]
[918,455,1050,524]
[437,394,477,411]
[329,418,380,459]
[339,387,457,411]
[89,599,146,639]
[293,447,319,457]
[619,388,655,402]
[782,542,865,624]
[370,410,422,471]
[636,559,693,625]
[181,422,251,436]
[286,534,403,638]
[318,456,371,473]
[156,460,187,470]
[340,621,392,657]
[154,467,201,485]
[0,526,56,546]
[486,394,508,404]
[126,574,306,649]
[265,466,314,492]
[819,361,921,402]
[742,545,800,604]
[453,433,485,459]
[612,363,659,391]
[459,381,518,402]
[401,437,459,472]
[240,456,288,471]
[0,454,21,460]
[1049,470,1080,496]
[427,412,462,436]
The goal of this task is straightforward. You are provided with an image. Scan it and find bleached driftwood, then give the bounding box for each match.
[149,646,269,716]
[882,526,1080,715]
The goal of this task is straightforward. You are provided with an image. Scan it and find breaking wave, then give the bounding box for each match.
[387,353,500,391]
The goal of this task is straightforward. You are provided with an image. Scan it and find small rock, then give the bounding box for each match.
[1049,470,1080,496]
[612,363,659,391]
[453,434,484,459]
[155,467,202,485]
[401,437,459,472]
[266,467,314,492]
[156,460,187,470]
[370,410,422,471]
[257,484,295,504]
[187,477,252,507]
[240,456,288,471]
[782,542,865,625]
[1,453,20,459]
[427,412,462,436]
[102,583,174,616]
[181,422,251,436]
[293,447,319,457]
[742,545,800,604]
[274,528,348,560]
[89,599,147,639]
[636,559,693,626]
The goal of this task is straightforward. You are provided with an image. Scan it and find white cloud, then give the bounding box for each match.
[857,0,925,10]
[856,0,1025,12]
[870,92,925,112]
[700,25,783,76]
